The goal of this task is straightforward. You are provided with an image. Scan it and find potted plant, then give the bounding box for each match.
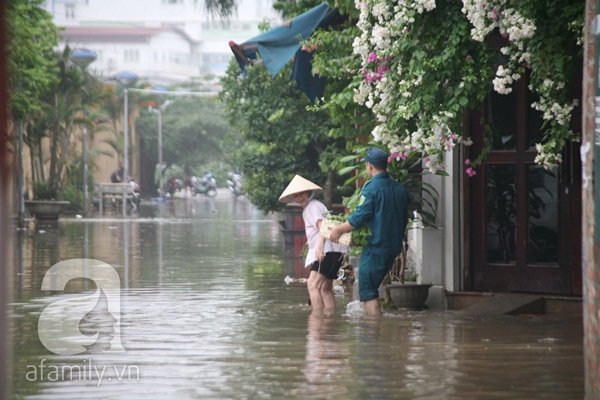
[336,143,442,310]
[384,227,433,311]
[25,181,70,221]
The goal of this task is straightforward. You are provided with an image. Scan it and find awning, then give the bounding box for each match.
[228,3,340,102]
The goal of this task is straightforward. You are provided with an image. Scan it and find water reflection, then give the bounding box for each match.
[7,196,583,399]
[301,309,352,398]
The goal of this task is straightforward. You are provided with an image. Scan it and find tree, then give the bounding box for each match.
[8,0,59,124]
[8,0,110,199]
[219,1,356,212]
[219,51,346,212]
[27,47,109,198]
[196,0,237,19]
[7,2,92,199]
[136,96,233,191]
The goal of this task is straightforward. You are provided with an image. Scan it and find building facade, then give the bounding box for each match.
[42,0,281,84]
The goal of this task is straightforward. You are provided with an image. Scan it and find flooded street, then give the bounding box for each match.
[6,195,584,399]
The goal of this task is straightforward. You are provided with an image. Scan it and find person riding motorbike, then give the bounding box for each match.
[109,169,141,210]
[192,171,217,197]
[227,169,244,197]
[111,165,124,183]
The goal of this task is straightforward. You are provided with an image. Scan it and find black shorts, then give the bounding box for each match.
[310,252,345,280]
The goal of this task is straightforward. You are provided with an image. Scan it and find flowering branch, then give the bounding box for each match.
[353,0,583,175]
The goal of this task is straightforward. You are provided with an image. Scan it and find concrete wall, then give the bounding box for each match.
[417,149,462,310]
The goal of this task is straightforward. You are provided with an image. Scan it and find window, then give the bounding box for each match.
[124,49,140,63]
[201,21,230,31]
[202,53,232,63]
[65,4,75,19]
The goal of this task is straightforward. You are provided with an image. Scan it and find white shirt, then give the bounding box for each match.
[302,199,350,267]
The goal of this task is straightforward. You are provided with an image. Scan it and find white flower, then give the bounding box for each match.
[372,125,384,141]
[353,0,573,170]
[371,25,392,50]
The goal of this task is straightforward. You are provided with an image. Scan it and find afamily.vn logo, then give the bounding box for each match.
[26,359,139,387]
[37,259,125,355]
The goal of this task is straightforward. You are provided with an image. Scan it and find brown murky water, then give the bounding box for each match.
[6,195,584,399]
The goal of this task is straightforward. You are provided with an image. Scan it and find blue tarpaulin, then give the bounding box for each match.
[229,3,340,102]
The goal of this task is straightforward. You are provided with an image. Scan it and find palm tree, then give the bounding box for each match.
[200,0,237,18]
[25,47,109,198]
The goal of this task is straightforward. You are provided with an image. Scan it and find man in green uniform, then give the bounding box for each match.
[330,147,410,316]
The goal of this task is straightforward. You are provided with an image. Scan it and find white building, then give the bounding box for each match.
[42,0,281,85]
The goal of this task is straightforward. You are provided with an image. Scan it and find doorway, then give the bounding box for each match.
[466,77,582,295]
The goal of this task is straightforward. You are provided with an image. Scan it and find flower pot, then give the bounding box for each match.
[25,200,70,221]
[386,282,432,310]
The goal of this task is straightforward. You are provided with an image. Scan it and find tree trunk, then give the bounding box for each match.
[37,141,45,182]
[323,168,335,209]
[48,94,59,190]
[399,242,407,284]
[28,142,36,184]
[390,234,408,283]
[56,124,71,190]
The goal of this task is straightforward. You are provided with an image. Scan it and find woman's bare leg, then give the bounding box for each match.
[320,279,335,309]
[307,270,324,308]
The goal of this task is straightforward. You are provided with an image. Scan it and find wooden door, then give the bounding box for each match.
[466,77,582,295]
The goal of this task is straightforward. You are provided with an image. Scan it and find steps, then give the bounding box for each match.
[455,293,545,317]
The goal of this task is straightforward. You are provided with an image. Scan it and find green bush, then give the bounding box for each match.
[32,182,57,200]
[60,184,83,210]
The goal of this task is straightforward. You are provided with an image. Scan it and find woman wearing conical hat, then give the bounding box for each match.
[279,175,350,309]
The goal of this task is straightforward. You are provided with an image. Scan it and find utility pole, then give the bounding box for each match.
[0,1,10,398]
[583,0,600,397]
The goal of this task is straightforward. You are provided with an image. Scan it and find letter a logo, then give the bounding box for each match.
[38,259,125,355]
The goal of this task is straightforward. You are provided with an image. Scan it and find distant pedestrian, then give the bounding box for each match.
[329,148,410,316]
[183,163,193,194]
[279,175,349,309]
[111,165,124,183]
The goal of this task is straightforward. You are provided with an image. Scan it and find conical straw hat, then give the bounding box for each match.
[279,175,323,203]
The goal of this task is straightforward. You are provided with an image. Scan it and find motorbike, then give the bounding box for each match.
[226,172,244,198]
[162,176,183,197]
[111,176,141,210]
[128,177,142,209]
[192,173,217,197]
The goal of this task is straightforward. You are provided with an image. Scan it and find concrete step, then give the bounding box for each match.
[456,293,544,317]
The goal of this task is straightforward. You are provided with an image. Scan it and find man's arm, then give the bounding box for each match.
[329,221,355,243]
[329,186,376,242]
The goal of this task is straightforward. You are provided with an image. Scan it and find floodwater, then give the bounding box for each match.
[6,194,584,399]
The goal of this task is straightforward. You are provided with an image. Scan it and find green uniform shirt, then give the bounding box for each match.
[347,172,410,256]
